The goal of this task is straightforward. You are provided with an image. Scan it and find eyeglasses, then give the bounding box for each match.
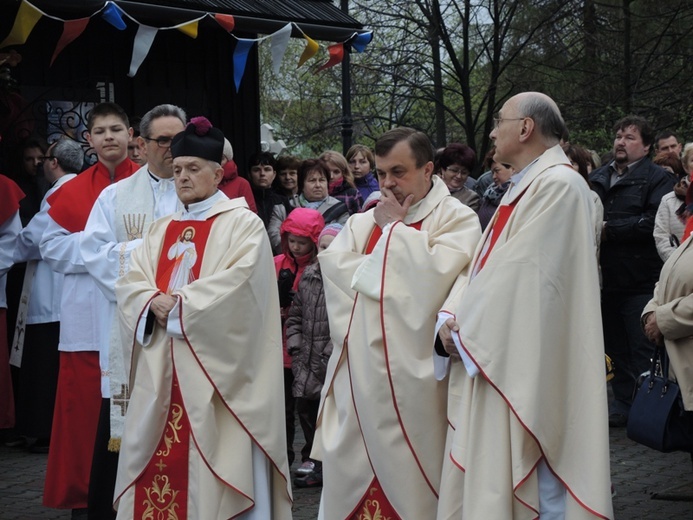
[443,166,468,176]
[493,117,526,129]
[142,135,174,148]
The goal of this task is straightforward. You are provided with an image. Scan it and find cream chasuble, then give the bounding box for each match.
[436,145,613,519]
[315,176,481,519]
[114,196,292,519]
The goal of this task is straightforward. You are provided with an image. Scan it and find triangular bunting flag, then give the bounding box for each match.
[297,33,319,68]
[128,25,158,77]
[177,20,199,38]
[214,13,235,32]
[50,18,90,66]
[316,43,345,73]
[102,2,127,30]
[270,24,292,75]
[233,38,256,92]
[0,0,43,49]
[351,31,373,53]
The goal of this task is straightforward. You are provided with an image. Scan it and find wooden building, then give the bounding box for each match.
[0,0,365,173]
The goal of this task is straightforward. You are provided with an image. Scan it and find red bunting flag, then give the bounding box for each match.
[214,13,235,32]
[50,18,90,66]
[316,42,344,73]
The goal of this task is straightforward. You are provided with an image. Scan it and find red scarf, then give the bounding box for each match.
[47,159,138,232]
[0,174,25,224]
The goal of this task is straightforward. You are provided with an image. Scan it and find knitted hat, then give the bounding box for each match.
[319,223,343,243]
[171,116,224,163]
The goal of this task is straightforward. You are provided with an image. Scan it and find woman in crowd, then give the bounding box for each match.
[247,151,292,254]
[319,150,362,215]
[563,142,604,246]
[346,144,379,202]
[274,155,301,207]
[642,231,693,417]
[295,159,349,225]
[682,143,693,176]
[436,143,480,211]
[653,151,688,260]
[477,147,513,230]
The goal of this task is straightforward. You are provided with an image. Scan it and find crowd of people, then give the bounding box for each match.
[0,91,691,519]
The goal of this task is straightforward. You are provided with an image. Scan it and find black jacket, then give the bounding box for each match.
[251,186,292,229]
[590,158,675,294]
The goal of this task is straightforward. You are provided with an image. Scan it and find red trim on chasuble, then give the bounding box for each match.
[346,221,425,517]
[134,373,190,519]
[349,476,401,520]
[155,218,217,293]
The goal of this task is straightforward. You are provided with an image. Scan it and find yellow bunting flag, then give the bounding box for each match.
[0,0,43,49]
[297,33,319,68]
[176,20,199,39]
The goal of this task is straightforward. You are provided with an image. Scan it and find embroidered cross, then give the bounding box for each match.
[123,214,146,241]
[155,459,167,472]
[112,384,130,416]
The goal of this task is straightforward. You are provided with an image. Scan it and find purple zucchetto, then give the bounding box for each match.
[171,116,225,163]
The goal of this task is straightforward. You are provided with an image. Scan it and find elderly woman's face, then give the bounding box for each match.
[491,161,514,186]
[441,163,470,191]
[302,169,328,202]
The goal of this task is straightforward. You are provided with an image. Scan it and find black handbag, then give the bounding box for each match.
[626,344,693,453]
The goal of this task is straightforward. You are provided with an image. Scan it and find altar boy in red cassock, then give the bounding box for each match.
[114,117,292,519]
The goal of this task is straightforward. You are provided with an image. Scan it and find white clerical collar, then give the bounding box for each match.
[181,190,226,220]
[507,158,538,197]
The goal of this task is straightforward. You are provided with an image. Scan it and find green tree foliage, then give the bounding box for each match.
[260,0,693,166]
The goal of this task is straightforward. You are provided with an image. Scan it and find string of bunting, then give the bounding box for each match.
[0,0,373,91]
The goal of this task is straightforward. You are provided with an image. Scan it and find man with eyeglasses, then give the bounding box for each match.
[436,92,613,519]
[39,102,139,518]
[79,104,186,519]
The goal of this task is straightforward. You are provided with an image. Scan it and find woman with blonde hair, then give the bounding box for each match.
[319,151,362,214]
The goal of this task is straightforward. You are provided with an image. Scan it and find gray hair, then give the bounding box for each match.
[516,94,567,146]
[223,138,233,162]
[139,104,187,138]
[51,138,84,173]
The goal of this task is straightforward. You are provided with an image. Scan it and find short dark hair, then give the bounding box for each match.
[248,151,276,171]
[276,155,301,171]
[613,115,655,148]
[87,102,129,131]
[655,130,678,149]
[374,127,434,168]
[298,158,330,193]
[436,143,476,173]
[562,143,592,180]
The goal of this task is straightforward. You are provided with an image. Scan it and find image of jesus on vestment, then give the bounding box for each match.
[165,226,198,293]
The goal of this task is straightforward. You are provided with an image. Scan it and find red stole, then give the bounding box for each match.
[473,191,526,275]
[47,158,138,233]
[348,220,422,520]
[133,218,215,519]
[0,174,25,224]
[364,220,422,254]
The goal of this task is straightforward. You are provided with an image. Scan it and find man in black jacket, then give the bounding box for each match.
[590,115,676,427]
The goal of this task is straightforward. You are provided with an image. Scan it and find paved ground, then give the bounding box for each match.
[0,426,691,519]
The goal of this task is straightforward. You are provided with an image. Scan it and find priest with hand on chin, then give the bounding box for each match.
[113,118,292,520]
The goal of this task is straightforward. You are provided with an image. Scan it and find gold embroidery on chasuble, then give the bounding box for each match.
[135,379,190,519]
